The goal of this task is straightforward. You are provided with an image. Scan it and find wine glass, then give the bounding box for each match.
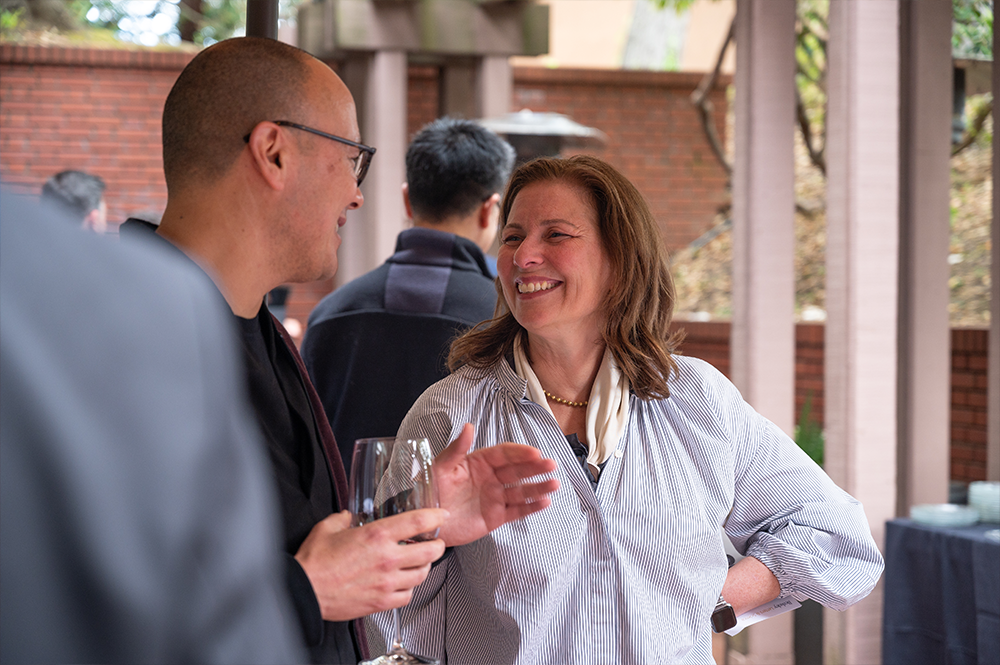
[350,436,440,665]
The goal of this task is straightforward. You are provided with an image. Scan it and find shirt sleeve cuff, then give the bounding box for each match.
[743,541,796,599]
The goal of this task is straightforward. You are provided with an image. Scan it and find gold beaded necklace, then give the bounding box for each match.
[543,389,589,408]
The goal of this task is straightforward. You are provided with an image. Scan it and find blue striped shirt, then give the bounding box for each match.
[366,355,884,664]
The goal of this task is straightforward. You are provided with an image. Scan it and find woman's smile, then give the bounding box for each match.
[516,279,561,294]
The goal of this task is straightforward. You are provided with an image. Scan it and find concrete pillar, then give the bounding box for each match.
[731,0,796,435]
[338,51,408,286]
[440,55,512,120]
[990,21,1000,481]
[897,0,952,509]
[824,1,899,663]
[476,55,513,119]
[440,61,477,118]
[730,1,796,663]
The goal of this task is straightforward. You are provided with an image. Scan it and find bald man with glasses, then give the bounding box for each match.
[119,37,558,664]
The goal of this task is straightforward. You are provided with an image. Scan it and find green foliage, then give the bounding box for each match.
[953,0,993,59]
[68,0,95,23]
[193,0,245,45]
[794,393,824,468]
[1,0,87,34]
[652,0,699,12]
[0,7,24,33]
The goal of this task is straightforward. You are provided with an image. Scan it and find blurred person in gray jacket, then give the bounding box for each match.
[0,189,305,664]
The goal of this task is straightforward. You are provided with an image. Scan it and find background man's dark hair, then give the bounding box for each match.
[40,171,105,222]
[405,117,515,222]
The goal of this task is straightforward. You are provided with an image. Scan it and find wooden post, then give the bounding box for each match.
[731,1,796,662]
[246,0,278,40]
[896,0,952,509]
[825,1,900,662]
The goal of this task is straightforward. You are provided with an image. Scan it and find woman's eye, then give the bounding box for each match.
[502,235,521,244]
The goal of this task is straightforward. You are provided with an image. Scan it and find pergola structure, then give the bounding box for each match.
[247,1,998,663]
[732,2,998,663]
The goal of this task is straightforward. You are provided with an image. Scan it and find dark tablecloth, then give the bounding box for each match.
[883,518,1000,665]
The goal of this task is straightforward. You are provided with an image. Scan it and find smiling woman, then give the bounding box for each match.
[366,155,885,665]
[450,155,682,401]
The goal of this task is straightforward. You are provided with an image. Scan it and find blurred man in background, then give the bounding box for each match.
[40,170,108,233]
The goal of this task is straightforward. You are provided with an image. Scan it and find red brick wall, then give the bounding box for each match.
[0,46,193,224]
[951,328,990,481]
[672,320,991,484]
[407,66,439,141]
[670,320,731,377]
[668,321,824,430]
[796,324,825,429]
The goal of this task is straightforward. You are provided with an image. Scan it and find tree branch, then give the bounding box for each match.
[690,14,735,178]
[951,99,994,157]
[795,80,826,175]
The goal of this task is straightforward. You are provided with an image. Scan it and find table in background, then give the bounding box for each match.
[883,518,999,665]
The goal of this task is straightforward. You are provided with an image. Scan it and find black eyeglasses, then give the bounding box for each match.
[243,120,376,186]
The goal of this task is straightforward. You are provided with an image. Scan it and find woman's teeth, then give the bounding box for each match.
[518,281,557,294]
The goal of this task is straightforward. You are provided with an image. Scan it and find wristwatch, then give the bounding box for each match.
[711,594,737,633]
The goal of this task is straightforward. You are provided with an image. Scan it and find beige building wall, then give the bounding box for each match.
[683,0,736,74]
[511,0,635,69]
[511,0,734,73]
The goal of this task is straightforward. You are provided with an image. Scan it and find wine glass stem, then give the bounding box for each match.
[390,607,404,652]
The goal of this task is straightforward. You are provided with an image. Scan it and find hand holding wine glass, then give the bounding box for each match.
[350,436,442,665]
[291,508,445,622]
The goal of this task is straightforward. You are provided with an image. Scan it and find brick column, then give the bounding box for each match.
[824,1,900,663]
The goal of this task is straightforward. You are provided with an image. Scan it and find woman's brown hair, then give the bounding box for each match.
[448,155,682,400]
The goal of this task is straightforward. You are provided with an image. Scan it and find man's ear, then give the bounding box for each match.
[402,183,413,219]
[479,192,501,228]
[245,122,288,191]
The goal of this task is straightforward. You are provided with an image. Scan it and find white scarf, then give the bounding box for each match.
[513,336,630,471]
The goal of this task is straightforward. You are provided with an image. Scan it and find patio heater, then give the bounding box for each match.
[477,109,608,163]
